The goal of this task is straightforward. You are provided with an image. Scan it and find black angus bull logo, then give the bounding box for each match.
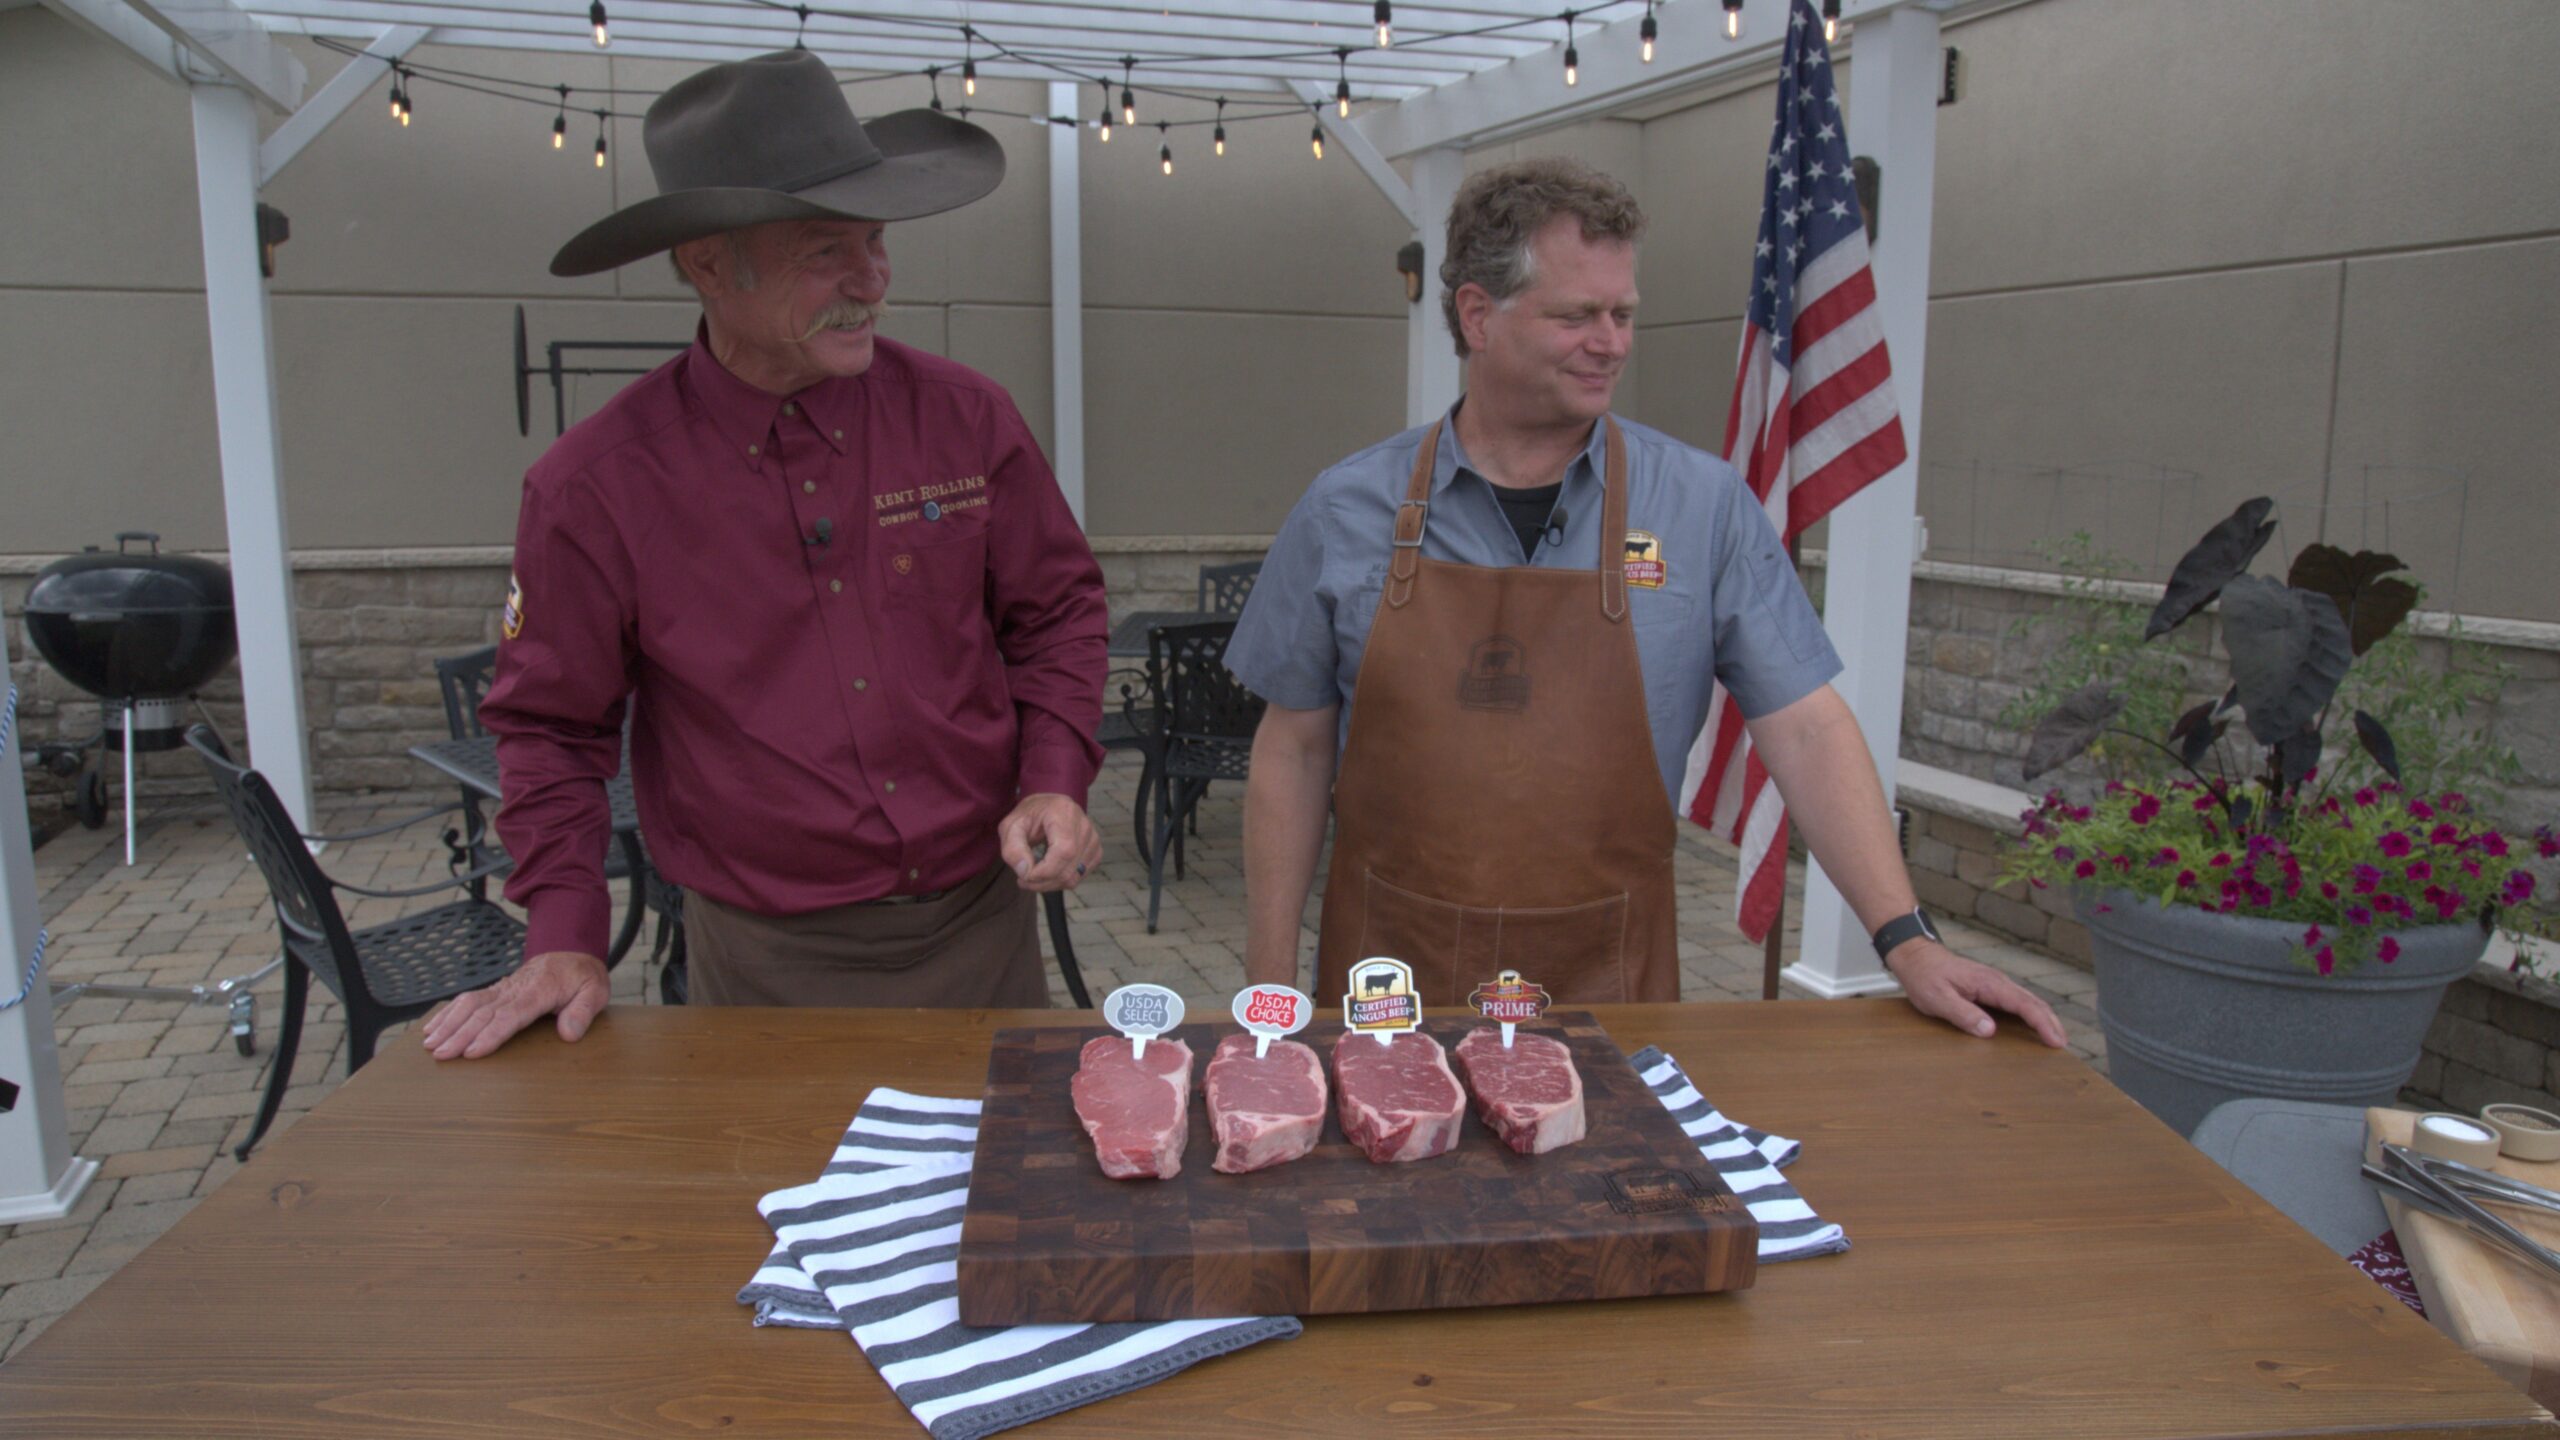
[1360,971,1397,997]
[1457,635,1530,712]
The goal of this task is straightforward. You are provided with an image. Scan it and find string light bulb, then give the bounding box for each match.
[387,70,403,121]
[593,110,609,168]
[1722,0,1744,42]
[1822,0,1841,42]
[1213,97,1227,156]
[1311,116,1325,160]
[1641,3,1658,62]
[1375,1,1392,48]
[393,68,411,125]
[552,85,568,150]
[1097,80,1112,142]
[1335,49,1352,116]
[1562,14,1578,87]
[1120,60,1136,125]
[589,0,609,48]
[927,67,943,112]
[1158,124,1173,176]
[962,27,977,95]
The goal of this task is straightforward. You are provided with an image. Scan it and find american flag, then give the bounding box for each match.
[1677,0,1906,944]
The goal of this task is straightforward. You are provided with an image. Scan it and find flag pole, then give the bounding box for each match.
[1761,529,1803,1002]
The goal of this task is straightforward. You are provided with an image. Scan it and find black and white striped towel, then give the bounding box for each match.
[1627,1045,1850,1261]
[745,1089,1300,1440]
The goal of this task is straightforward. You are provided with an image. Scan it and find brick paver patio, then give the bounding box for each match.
[0,750,2102,1359]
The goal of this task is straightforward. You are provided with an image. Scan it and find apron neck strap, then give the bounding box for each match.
[1385,415,1630,622]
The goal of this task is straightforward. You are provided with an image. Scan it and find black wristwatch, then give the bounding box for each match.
[1870,907,1941,964]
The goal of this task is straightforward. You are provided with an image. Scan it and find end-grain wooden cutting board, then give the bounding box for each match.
[2365,1107,2560,1410]
[956,1012,1757,1326]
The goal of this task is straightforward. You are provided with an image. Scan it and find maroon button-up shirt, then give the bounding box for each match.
[483,331,1107,963]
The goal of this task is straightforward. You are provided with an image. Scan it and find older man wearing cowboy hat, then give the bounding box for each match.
[423,51,1108,1059]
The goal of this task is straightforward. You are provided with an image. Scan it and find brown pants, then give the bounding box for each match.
[682,861,1048,1008]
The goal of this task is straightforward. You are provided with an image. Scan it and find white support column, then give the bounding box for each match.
[1787,4,1942,999]
[0,643,100,1223]
[1046,81,1086,528]
[192,82,315,829]
[1404,146,1465,426]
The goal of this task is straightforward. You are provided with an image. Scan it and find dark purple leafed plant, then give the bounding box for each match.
[2003,497,2557,974]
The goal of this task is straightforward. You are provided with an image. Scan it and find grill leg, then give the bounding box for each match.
[121,708,137,867]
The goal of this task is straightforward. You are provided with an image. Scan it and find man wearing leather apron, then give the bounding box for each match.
[1224,158,2062,1047]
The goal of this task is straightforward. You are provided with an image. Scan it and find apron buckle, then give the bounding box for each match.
[1391,498,1428,548]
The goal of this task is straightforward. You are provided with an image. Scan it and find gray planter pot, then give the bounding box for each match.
[2077,889,2488,1136]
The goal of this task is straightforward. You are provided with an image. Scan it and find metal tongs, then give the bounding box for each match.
[2362,1143,2560,1283]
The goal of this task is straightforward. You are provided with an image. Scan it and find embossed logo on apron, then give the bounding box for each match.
[1457,635,1529,711]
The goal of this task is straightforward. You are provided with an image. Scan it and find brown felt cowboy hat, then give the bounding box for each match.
[549,49,1004,277]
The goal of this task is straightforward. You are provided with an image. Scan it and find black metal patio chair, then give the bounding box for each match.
[1131,620,1262,933]
[434,645,649,968]
[187,725,528,1160]
[1197,559,1263,616]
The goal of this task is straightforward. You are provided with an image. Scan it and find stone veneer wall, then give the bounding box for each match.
[2,538,1270,816]
[11,541,2559,1112]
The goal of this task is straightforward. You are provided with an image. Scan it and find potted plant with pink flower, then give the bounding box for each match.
[2003,497,2559,1134]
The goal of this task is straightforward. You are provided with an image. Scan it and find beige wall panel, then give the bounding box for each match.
[1081,310,1404,537]
[1632,78,1800,328]
[275,296,583,547]
[1081,106,1409,317]
[0,9,208,290]
[1918,262,2342,578]
[2326,238,2560,624]
[1930,0,2560,296]
[1632,318,1744,455]
[0,291,224,554]
[263,41,617,299]
[518,296,697,437]
[1467,117,1645,186]
[947,305,1055,459]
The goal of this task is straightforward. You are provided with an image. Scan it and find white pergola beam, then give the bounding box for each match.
[1288,80,1420,228]
[1046,79,1085,528]
[1404,146,1465,425]
[1357,0,1933,158]
[1788,1,1943,999]
[258,22,425,184]
[127,0,309,109]
[38,0,193,86]
[193,82,318,831]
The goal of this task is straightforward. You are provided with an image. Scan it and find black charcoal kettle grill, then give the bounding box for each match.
[22,532,239,864]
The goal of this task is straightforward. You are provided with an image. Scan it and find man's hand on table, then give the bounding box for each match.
[1885,939,2069,1048]
[999,793,1102,892]
[421,950,610,1060]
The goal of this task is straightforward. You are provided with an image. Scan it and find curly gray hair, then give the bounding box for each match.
[1439,157,1644,359]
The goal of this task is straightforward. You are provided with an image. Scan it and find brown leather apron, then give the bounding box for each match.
[1313,416,1679,1007]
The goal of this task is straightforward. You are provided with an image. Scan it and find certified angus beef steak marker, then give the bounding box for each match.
[1454,1026,1586,1155]
[959,1014,1758,1325]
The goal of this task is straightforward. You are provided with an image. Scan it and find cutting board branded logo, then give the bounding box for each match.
[1623,530,1665,589]
[1457,635,1529,712]
[1343,957,1420,1034]
[1468,970,1552,1023]
[1604,1167,1726,1215]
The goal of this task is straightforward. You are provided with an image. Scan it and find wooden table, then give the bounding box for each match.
[0,1002,2546,1438]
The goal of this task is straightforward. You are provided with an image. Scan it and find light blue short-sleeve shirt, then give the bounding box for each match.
[1224,407,1843,807]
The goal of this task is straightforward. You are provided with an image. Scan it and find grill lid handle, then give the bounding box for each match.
[115,532,161,555]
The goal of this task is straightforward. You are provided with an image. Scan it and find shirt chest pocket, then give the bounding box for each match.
[882,527,987,608]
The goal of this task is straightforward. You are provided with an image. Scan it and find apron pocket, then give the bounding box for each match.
[1358,869,1629,1005]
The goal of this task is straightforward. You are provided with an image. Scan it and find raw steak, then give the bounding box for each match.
[1332,1030,1465,1164]
[1204,1033,1328,1174]
[1070,1035,1194,1180]
[1453,1027,1586,1155]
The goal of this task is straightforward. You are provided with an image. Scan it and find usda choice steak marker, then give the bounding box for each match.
[957,1012,1757,1325]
